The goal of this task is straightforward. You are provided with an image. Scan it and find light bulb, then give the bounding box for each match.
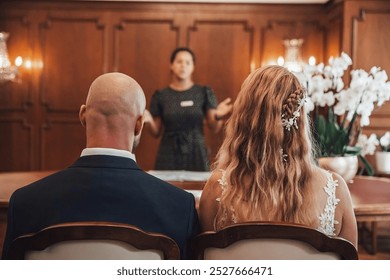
[24,59,32,69]
[15,56,23,67]
[277,56,284,66]
[309,56,316,66]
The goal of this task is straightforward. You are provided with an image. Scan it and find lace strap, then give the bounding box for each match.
[216,169,227,202]
[318,171,340,236]
[214,169,237,229]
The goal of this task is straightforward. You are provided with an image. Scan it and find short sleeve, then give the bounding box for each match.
[149,90,161,117]
[203,86,218,112]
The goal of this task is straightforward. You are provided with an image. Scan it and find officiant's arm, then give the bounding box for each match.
[144,109,163,137]
[206,97,233,133]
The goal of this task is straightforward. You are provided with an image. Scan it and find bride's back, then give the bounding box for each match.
[199,65,357,248]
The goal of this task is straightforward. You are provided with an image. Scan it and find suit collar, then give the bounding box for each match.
[70,155,141,170]
[80,148,136,162]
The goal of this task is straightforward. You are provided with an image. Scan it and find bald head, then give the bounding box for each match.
[80,72,146,151]
[86,72,145,117]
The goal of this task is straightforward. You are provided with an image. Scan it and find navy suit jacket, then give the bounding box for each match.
[2,155,200,259]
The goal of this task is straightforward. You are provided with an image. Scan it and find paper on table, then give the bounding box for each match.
[147,170,211,181]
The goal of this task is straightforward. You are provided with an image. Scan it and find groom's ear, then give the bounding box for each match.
[134,115,144,136]
[79,105,86,127]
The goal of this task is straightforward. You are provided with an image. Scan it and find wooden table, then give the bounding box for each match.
[348,175,390,254]
[0,171,56,208]
[0,170,203,207]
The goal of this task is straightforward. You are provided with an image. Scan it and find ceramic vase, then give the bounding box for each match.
[318,155,358,182]
[375,151,390,174]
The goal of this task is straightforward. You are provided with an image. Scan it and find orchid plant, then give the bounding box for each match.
[379,132,390,152]
[296,52,390,175]
[356,133,379,156]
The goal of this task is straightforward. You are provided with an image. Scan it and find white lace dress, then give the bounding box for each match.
[215,170,340,236]
[317,171,340,236]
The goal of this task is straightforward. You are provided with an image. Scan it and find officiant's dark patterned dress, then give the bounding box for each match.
[150,84,217,171]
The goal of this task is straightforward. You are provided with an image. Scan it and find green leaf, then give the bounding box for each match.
[314,115,328,156]
[315,115,326,135]
[358,155,375,176]
[328,107,336,124]
[344,146,361,155]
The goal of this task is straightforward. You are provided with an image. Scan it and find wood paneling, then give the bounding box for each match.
[114,19,179,170]
[326,15,342,60]
[342,1,390,153]
[189,20,253,98]
[352,9,390,129]
[0,119,33,171]
[40,119,85,170]
[352,9,390,73]
[261,20,326,65]
[40,16,105,112]
[188,20,253,162]
[0,0,389,172]
[325,1,343,60]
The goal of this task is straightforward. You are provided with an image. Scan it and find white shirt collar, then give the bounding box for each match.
[80,148,136,162]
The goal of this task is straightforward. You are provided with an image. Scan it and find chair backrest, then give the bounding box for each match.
[7,221,180,260]
[190,222,358,260]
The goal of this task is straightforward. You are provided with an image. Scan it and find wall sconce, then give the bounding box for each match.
[277,38,304,72]
[0,31,19,83]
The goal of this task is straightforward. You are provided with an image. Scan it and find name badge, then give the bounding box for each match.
[180,100,194,107]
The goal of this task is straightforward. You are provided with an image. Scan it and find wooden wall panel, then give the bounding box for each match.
[352,10,390,74]
[364,115,390,136]
[326,16,342,60]
[0,119,32,171]
[114,19,179,170]
[188,20,253,98]
[326,2,343,60]
[188,20,253,162]
[114,19,178,94]
[348,3,390,144]
[41,120,85,170]
[261,20,326,66]
[40,16,105,112]
[342,0,390,173]
[0,0,389,172]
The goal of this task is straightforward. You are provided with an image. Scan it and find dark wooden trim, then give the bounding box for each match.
[6,221,180,260]
[190,221,358,260]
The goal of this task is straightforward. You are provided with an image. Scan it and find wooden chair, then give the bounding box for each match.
[190,222,358,260]
[6,221,180,260]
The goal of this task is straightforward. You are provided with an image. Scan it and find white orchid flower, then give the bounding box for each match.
[371,67,388,82]
[302,52,389,158]
[356,134,379,156]
[304,97,315,112]
[322,92,336,107]
[341,52,353,65]
[380,132,390,148]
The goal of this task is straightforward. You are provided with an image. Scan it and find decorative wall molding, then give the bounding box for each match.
[0,118,34,170]
[0,0,389,171]
[40,118,84,169]
[39,16,106,113]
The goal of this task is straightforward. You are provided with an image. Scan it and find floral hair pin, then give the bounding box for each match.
[281,92,307,131]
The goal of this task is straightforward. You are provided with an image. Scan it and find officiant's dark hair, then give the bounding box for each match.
[170,47,196,64]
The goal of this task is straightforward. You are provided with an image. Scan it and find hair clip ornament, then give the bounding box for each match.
[280,149,288,163]
[281,93,307,131]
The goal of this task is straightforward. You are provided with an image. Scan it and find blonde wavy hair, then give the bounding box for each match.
[214,65,317,229]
